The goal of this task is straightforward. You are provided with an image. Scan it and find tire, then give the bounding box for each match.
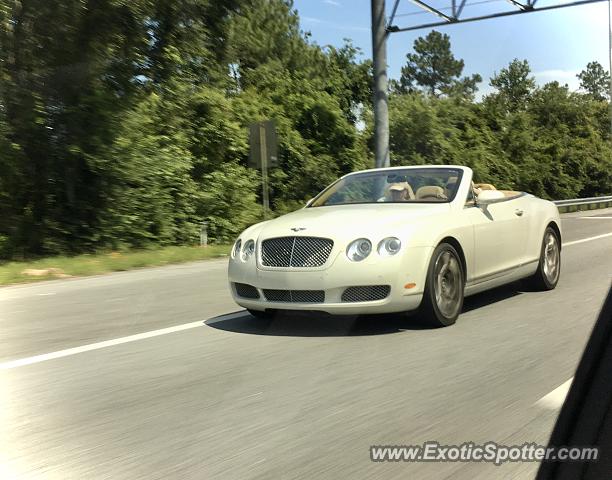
[526,226,561,291]
[418,242,465,327]
[247,309,273,320]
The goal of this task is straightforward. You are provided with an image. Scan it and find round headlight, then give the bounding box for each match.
[378,237,401,256]
[241,239,255,261]
[346,238,372,262]
[232,239,242,259]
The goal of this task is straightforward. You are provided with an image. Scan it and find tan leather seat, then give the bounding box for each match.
[416,185,446,200]
[474,183,496,191]
[403,182,416,200]
[386,182,415,200]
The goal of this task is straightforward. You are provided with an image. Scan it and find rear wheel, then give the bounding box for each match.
[419,243,464,327]
[526,227,560,290]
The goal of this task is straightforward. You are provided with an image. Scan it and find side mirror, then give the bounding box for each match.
[477,190,505,205]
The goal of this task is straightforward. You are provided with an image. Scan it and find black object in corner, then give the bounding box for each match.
[537,284,612,479]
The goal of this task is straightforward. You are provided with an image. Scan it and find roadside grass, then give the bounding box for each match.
[0,244,231,286]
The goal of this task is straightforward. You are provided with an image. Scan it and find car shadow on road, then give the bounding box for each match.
[462,283,523,313]
[205,310,431,337]
[206,284,525,337]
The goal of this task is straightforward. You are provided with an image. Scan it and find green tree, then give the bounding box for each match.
[389,93,513,187]
[489,59,536,111]
[0,0,152,255]
[322,41,372,124]
[529,81,612,198]
[1,0,609,260]
[225,0,371,210]
[199,162,263,243]
[577,61,610,101]
[399,30,481,98]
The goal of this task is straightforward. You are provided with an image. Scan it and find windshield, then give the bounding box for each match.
[310,168,462,207]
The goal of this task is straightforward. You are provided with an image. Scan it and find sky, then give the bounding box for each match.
[292,0,609,96]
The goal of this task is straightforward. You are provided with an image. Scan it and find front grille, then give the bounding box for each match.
[263,289,325,303]
[261,236,333,268]
[234,283,260,299]
[341,285,391,302]
[263,289,291,302]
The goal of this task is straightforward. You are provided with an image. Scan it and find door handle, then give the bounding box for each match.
[515,209,524,216]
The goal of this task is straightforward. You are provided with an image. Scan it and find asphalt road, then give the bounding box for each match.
[1,209,612,479]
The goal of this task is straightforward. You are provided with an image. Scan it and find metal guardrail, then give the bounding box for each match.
[553,195,612,211]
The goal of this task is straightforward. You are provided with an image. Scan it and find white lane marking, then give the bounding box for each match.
[563,232,612,247]
[0,320,204,370]
[36,293,56,296]
[578,216,612,220]
[206,311,253,325]
[534,378,573,410]
[0,311,248,370]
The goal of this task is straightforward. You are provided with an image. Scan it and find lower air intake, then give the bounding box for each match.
[234,283,260,299]
[263,289,325,303]
[341,285,391,302]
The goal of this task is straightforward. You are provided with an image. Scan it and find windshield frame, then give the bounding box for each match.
[307,167,464,208]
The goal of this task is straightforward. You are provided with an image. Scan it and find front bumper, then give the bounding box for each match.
[228,246,432,315]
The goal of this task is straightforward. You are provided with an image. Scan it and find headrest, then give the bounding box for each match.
[416,185,445,200]
[474,183,496,191]
[446,176,458,186]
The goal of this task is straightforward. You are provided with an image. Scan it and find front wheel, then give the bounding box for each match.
[418,243,465,327]
[526,227,561,290]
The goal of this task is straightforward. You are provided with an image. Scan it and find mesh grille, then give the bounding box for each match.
[291,237,334,267]
[263,289,325,303]
[261,236,333,268]
[234,283,259,299]
[261,237,293,267]
[291,290,325,303]
[262,289,292,302]
[341,285,390,302]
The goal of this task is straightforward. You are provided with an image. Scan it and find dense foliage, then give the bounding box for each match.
[0,1,610,259]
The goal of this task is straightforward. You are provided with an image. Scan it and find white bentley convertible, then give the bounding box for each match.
[228,165,561,327]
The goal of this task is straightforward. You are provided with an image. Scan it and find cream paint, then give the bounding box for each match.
[229,165,561,315]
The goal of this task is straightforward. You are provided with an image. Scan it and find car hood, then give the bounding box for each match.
[252,203,450,241]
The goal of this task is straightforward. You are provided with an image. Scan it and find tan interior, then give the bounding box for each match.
[387,182,416,200]
[474,183,496,191]
[473,182,521,199]
[416,185,447,200]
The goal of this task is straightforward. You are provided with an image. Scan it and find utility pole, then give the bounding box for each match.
[371,0,390,168]
[249,120,277,220]
[259,123,270,219]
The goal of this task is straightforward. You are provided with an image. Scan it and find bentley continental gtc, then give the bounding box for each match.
[228,165,561,327]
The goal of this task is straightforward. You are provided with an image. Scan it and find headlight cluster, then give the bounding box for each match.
[241,239,255,261]
[346,238,372,262]
[378,237,402,256]
[232,238,256,262]
[231,239,242,259]
[346,237,401,262]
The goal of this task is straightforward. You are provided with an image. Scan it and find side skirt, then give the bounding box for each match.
[464,260,539,297]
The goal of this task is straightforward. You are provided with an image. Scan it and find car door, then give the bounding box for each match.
[464,195,529,283]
